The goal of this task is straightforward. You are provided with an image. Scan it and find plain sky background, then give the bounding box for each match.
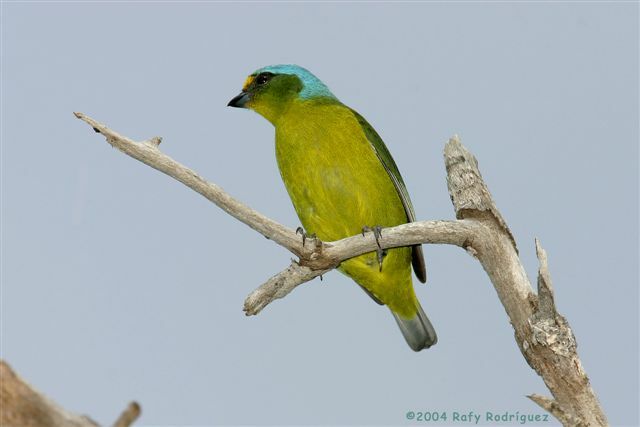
[1,2,638,426]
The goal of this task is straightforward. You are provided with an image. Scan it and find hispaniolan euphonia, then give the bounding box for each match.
[228,64,437,351]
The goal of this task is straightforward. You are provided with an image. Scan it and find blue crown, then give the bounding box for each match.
[254,64,337,100]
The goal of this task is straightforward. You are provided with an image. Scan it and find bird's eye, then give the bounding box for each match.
[256,73,272,85]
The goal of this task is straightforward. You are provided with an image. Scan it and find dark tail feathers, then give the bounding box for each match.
[392,302,437,351]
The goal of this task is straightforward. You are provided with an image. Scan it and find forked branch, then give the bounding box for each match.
[74,112,607,426]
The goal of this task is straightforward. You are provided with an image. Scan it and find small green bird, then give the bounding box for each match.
[229,64,437,351]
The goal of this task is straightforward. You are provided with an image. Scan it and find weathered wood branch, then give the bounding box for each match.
[112,402,141,427]
[74,112,607,426]
[444,141,607,426]
[72,113,307,259]
[242,219,480,315]
[0,360,140,427]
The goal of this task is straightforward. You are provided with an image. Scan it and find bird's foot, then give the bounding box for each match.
[296,226,317,248]
[362,225,386,272]
[361,225,383,246]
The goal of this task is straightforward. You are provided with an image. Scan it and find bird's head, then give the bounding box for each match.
[228,64,337,124]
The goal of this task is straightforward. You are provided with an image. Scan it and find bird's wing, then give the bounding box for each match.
[349,108,427,283]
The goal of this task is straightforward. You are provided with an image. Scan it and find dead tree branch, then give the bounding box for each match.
[74,112,607,426]
[0,360,139,427]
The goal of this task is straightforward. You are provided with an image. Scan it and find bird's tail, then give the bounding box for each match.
[392,302,438,351]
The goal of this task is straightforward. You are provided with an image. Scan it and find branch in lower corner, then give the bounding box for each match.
[113,401,142,427]
[0,360,141,427]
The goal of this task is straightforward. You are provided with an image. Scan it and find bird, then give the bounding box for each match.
[228,64,437,351]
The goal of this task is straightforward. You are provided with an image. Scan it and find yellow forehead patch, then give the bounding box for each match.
[242,75,255,91]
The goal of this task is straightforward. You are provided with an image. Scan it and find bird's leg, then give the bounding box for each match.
[296,226,317,248]
[296,226,307,247]
[362,225,383,246]
[296,226,305,247]
[362,225,385,272]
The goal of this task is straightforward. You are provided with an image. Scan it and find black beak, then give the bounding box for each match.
[227,92,250,108]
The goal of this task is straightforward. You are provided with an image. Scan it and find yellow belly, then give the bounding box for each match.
[274,100,418,317]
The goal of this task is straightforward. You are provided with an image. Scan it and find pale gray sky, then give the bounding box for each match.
[1,2,638,426]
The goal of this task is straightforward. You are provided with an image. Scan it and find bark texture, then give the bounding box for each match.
[73,113,608,426]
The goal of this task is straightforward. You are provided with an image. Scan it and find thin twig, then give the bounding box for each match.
[112,401,141,427]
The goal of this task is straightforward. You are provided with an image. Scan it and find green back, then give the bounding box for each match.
[349,109,427,283]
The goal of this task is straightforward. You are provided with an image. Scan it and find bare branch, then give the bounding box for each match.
[443,137,535,328]
[521,239,608,426]
[528,394,582,427]
[244,220,483,315]
[444,135,517,250]
[73,112,309,260]
[73,112,482,315]
[112,402,141,427]
[75,113,608,426]
[535,238,556,317]
[0,360,139,427]
[244,262,331,316]
[442,137,606,426]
